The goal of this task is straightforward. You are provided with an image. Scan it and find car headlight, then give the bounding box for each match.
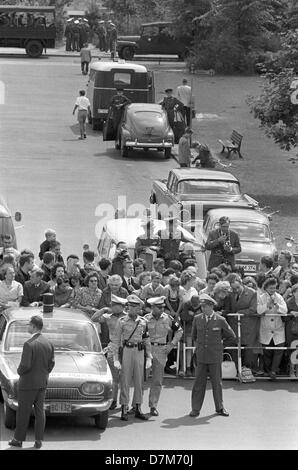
[80,382,104,395]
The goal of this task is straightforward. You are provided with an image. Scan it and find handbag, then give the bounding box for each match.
[221,353,237,379]
[239,366,256,383]
[291,317,298,335]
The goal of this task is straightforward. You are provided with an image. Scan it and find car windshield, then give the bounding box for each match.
[178,180,240,195]
[214,221,270,242]
[4,319,101,353]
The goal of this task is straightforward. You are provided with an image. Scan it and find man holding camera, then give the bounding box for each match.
[114,294,152,422]
[205,216,241,271]
[144,296,182,416]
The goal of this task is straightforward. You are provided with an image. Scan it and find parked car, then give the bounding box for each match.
[114,103,174,158]
[201,208,278,275]
[150,168,260,227]
[0,307,113,430]
[117,22,191,60]
[97,216,207,279]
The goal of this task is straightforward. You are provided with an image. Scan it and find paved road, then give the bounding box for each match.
[1,379,298,450]
[0,56,176,257]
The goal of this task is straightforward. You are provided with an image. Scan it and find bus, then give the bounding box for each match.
[0,5,56,57]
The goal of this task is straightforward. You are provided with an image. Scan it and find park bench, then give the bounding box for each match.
[218,130,243,159]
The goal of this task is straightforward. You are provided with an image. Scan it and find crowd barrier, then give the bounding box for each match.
[178,313,298,381]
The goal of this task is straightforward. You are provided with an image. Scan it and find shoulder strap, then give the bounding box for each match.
[126,319,140,342]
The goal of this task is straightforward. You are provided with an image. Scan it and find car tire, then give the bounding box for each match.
[164,147,171,159]
[25,40,43,58]
[122,46,134,60]
[121,141,129,158]
[3,401,16,429]
[94,410,108,430]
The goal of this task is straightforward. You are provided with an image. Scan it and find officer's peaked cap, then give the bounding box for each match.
[199,293,217,305]
[147,296,166,306]
[127,294,144,306]
[111,294,128,305]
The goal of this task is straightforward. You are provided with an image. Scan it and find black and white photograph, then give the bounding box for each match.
[0,0,298,454]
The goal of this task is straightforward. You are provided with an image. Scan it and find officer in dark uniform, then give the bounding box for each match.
[161,88,184,130]
[145,296,182,416]
[96,20,107,51]
[114,294,152,421]
[108,89,131,143]
[109,22,117,59]
[64,19,73,51]
[190,293,236,417]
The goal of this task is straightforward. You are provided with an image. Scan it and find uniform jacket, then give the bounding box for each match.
[144,311,182,346]
[17,333,55,390]
[192,312,236,363]
[114,314,151,360]
[229,286,258,345]
[205,228,241,270]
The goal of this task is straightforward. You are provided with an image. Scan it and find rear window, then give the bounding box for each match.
[178,180,240,195]
[114,73,131,86]
[133,110,164,123]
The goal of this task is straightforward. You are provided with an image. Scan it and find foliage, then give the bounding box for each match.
[247,69,298,150]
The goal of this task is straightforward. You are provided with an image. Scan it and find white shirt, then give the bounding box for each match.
[75,96,90,111]
[181,286,198,303]
[257,291,286,345]
[0,280,23,306]
[176,84,192,107]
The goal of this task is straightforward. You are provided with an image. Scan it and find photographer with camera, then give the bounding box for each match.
[205,216,241,271]
[111,241,131,277]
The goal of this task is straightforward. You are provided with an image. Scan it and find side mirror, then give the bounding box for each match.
[15,212,22,222]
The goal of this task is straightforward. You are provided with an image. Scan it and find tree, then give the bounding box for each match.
[248,69,298,150]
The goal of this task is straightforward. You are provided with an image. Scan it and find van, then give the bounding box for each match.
[97,217,207,277]
[86,61,155,130]
[0,203,21,250]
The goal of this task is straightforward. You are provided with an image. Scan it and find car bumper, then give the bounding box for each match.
[7,398,113,415]
[125,141,173,148]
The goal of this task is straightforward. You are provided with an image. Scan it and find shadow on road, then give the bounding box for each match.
[161,413,217,429]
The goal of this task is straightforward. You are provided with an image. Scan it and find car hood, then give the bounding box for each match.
[235,241,277,263]
[1,352,111,383]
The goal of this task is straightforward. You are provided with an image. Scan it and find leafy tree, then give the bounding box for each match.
[248,69,298,150]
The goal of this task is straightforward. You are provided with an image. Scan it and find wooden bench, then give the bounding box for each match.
[218,130,243,159]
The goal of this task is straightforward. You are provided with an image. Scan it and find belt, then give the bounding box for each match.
[151,342,166,346]
[124,342,138,348]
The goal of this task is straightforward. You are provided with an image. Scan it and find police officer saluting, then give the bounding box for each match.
[190,293,236,418]
[114,294,152,421]
[91,294,127,410]
[145,297,182,416]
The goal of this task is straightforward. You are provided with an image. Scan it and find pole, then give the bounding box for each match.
[237,313,242,381]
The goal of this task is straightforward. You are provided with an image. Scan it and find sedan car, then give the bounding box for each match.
[0,308,113,430]
[116,103,174,158]
[201,208,278,275]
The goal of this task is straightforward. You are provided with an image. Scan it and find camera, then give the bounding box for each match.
[137,342,145,351]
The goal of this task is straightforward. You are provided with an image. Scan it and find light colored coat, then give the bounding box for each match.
[257,291,286,344]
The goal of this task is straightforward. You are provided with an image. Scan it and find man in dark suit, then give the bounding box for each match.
[205,216,241,270]
[21,268,50,307]
[121,259,139,293]
[190,293,236,417]
[8,315,55,449]
[228,273,259,372]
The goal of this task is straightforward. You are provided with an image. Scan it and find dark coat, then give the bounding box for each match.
[191,312,236,363]
[17,333,55,390]
[229,286,258,345]
[21,280,50,306]
[205,228,241,270]
[285,297,298,346]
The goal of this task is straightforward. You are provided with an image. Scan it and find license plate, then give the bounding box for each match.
[238,264,256,272]
[50,402,72,413]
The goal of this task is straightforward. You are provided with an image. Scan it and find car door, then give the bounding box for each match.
[138,25,160,54]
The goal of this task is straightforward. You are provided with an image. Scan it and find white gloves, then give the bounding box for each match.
[114,360,121,370]
[145,358,152,369]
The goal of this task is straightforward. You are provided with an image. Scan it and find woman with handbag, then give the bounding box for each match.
[285,284,298,377]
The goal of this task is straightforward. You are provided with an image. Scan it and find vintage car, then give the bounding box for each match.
[0,307,113,430]
[201,208,278,275]
[97,216,207,279]
[105,103,174,158]
[150,168,260,226]
[117,22,191,60]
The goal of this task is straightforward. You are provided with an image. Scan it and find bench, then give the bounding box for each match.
[218,130,243,159]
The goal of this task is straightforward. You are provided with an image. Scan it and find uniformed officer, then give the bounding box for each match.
[114,294,152,421]
[161,88,184,130]
[108,89,131,143]
[190,293,236,418]
[91,294,127,410]
[145,296,183,416]
[109,23,117,59]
